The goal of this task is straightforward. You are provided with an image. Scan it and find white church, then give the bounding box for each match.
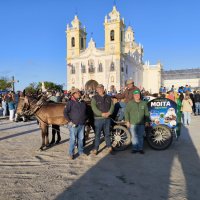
[66,6,162,93]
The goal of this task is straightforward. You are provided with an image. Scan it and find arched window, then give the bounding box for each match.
[71,37,75,47]
[110,62,115,71]
[88,59,95,73]
[98,63,103,72]
[81,37,84,49]
[110,30,115,41]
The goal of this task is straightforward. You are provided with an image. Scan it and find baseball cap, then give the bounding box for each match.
[126,79,134,85]
[133,89,140,95]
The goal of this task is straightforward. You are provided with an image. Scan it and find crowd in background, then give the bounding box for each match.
[159,85,200,114]
[159,84,200,126]
[0,83,200,125]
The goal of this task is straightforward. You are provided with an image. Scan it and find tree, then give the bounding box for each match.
[24,81,63,95]
[38,81,63,91]
[0,77,12,90]
[24,82,38,94]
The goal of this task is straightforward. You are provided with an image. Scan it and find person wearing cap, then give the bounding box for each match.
[64,88,87,160]
[125,89,150,154]
[115,79,140,103]
[114,79,139,121]
[91,84,114,155]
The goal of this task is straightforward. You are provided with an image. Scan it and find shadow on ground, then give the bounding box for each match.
[55,125,200,200]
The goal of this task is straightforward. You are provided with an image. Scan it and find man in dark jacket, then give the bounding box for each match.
[64,88,87,160]
[114,79,139,120]
[91,84,114,155]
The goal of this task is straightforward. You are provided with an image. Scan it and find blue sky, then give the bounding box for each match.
[0,0,200,91]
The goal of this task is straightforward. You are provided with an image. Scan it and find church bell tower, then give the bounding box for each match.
[104,6,125,57]
[66,15,87,60]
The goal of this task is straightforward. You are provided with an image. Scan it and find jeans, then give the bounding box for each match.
[129,124,145,151]
[9,109,15,121]
[94,118,111,150]
[117,102,126,120]
[2,101,7,116]
[195,102,200,115]
[68,124,85,156]
[182,112,191,125]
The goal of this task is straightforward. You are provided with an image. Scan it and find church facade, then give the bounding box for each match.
[66,6,161,93]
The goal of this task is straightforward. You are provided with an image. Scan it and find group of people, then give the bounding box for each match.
[177,90,200,126]
[160,85,200,126]
[159,84,192,94]
[63,80,150,160]
[2,81,199,160]
[0,91,19,121]
[63,80,200,160]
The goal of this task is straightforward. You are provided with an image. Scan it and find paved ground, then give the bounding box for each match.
[0,116,200,200]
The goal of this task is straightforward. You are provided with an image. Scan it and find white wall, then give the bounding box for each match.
[163,79,200,90]
[143,63,162,93]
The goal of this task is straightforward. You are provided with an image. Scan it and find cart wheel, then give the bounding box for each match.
[146,125,173,150]
[111,125,131,151]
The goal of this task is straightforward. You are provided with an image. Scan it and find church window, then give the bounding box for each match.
[110,62,115,71]
[98,63,103,72]
[81,64,86,73]
[121,30,123,42]
[110,30,115,41]
[71,37,75,47]
[71,65,76,74]
[121,66,124,72]
[81,37,84,49]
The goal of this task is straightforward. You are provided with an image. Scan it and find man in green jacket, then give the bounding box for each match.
[125,89,150,154]
[91,84,114,155]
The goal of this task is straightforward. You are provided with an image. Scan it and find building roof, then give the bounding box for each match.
[162,68,200,80]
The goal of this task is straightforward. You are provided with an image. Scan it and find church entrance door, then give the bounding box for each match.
[85,80,98,91]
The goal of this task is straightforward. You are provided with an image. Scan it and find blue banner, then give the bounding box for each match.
[147,98,177,128]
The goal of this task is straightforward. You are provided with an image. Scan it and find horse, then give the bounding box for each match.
[16,96,68,150]
[15,96,29,122]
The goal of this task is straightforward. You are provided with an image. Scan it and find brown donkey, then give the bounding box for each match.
[17,96,68,150]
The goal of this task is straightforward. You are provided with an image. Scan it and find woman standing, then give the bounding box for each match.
[7,95,15,121]
[2,95,8,116]
[181,94,193,126]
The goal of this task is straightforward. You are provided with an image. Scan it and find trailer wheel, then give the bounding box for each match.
[146,125,173,150]
[111,125,131,151]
